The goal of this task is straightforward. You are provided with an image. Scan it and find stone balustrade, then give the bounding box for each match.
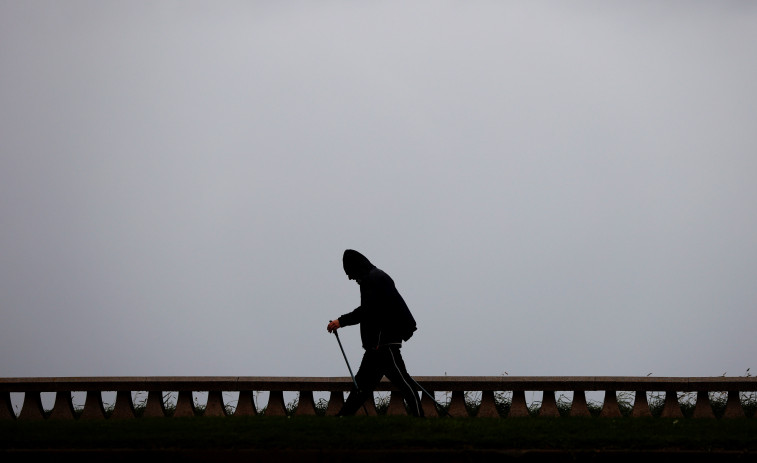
[1,376,755,420]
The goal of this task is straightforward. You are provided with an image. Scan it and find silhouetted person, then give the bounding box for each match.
[327,249,424,417]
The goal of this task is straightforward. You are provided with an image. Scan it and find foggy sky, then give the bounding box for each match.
[1,1,756,380]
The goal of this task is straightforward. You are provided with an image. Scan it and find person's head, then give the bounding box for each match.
[342,249,374,283]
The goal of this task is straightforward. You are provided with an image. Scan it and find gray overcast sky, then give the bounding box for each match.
[1,1,756,380]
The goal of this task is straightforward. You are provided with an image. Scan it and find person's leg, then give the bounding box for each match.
[382,345,424,417]
[338,350,383,416]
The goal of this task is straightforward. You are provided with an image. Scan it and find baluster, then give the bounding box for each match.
[109,391,135,419]
[599,390,622,418]
[265,391,288,416]
[141,390,166,418]
[420,390,440,418]
[386,390,407,415]
[356,396,377,415]
[325,391,343,416]
[204,390,228,417]
[630,391,652,417]
[1,391,16,420]
[660,390,683,418]
[722,391,745,418]
[508,390,530,417]
[476,390,500,418]
[570,390,591,417]
[172,391,195,417]
[539,390,559,417]
[48,391,76,420]
[234,391,258,416]
[447,390,468,417]
[18,392,46,420]
[691,391,715,418]
[78,391,107,420]
[294,391,317,416]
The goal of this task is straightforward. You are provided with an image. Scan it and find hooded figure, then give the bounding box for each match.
[327,249,423,417]
[340,249,417,348]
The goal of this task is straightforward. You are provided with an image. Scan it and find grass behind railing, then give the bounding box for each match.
[69,388,757,419]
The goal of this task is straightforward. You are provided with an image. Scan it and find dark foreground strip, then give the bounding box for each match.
[3,449,757,462]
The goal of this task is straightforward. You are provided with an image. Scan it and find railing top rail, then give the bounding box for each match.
[1,376,755,392]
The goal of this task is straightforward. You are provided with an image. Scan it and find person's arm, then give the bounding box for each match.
[326,306,364,332]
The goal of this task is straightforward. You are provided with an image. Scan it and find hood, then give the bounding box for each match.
[343,249,375,279]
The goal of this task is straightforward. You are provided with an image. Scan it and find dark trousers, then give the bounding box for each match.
[338,344,424,417]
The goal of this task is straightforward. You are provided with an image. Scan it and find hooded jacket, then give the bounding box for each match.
[338,250,417,350]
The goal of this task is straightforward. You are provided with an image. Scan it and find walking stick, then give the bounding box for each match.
[331,323,369,415]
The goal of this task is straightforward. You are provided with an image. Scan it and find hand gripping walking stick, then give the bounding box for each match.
[331,322,369,415]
